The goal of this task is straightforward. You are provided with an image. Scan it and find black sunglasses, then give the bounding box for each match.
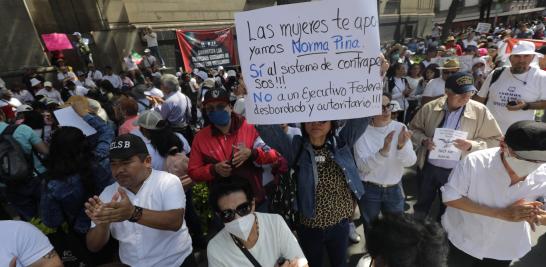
[219,201,252,223]
[382,103,395,111]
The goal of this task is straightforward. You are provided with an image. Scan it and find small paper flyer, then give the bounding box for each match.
[429,128,468,161]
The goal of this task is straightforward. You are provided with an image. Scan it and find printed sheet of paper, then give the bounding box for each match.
[429,128,468,161]
[53,107,97,136]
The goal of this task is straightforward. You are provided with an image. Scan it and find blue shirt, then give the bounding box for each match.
[40,115,114,233]
[155,91,191,127]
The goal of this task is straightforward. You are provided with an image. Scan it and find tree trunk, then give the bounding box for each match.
[441,0,462,41]
[277,0,310,5]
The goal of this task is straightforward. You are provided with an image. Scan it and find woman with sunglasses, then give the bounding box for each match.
[258,115,370,267]
[207,176,308,267]
[354,93,416,233]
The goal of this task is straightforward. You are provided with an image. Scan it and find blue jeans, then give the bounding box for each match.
[297,219,349,267]
[358,181,404,230]
[149,46,165,66]
[414,162,452,220]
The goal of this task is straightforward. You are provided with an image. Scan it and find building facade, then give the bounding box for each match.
[2,0,434,76]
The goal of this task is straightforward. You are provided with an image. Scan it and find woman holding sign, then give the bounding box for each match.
[257,115,370,267]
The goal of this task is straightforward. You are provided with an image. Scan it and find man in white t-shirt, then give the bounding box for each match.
[462,31,478,49]
[36,81,63,104]
[475,41,546,133]
[1,220,62,267]
[87,63,103,83]
[442,121,546,267]
[207,176,308,267]
[56,65,77,85]
[85,134,194,267]
[421,59,460,105]
[141,27,165,67]
[140,49,157,69]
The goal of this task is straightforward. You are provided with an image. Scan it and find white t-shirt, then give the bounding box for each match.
[87,69,103,81]
[207,213,307,267]
[0,220,55,267]
[477,67,546,133]
[462,39,478,48]
[36,88,63,104]
[13,90,34,104]
[422,77,445,98]
[103,74,123,89]
[91,170,192,267]
[441,148,546,260]
[354,120,416,185]
[57,71,77,82]
[144,32,159,47]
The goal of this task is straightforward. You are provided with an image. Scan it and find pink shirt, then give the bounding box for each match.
[118,116,138,136]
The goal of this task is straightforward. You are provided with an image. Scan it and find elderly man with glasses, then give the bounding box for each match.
[443,120,546,267]
[409,72,502,220]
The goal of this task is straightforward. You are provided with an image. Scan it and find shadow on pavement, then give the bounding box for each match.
[511,232,546,267]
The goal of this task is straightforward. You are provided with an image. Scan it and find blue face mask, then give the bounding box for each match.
[208,110,231,126]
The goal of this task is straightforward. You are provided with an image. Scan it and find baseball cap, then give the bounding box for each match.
[445,72,476,94]
[143,88,164,98]
[144,48,151,53]
[505,121,546,162]
[446,36,456,42]
[390,100,402,112]
[133,110,166,130]
[16,104,33,113]
[73,32,81,37]
[109,134,149,160]
[202,78,216,89]
[44,81,53,87]
[203,88,230,105]
[196,71,208,81]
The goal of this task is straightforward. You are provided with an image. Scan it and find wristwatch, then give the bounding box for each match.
[522,102,530,111]
[129,206,143,222]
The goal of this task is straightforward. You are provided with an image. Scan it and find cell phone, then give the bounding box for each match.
[507,101,518,106]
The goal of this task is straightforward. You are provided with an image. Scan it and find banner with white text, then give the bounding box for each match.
[235,0,382,124]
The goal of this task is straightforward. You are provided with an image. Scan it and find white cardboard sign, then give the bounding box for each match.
[53,106,97,136]
[235,0,383,124]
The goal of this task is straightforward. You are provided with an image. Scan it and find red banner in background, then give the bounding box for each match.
[176,28,237,72]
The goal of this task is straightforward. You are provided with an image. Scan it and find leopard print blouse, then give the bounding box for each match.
[300,146,354,229]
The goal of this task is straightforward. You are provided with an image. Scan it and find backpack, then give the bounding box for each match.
[0,124,33,184]
[482,67,505,105]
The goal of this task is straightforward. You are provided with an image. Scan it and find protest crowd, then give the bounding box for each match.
[2,6,546,267]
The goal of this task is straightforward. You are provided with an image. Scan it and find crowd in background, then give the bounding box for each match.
[1,19,546,267]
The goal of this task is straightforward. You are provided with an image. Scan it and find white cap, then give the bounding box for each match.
[196,71,208,81]
[30,78,41,87]
[44,81,52,87]
[217,66,224,71]
[73,32,81,36]
[227,70,237,77]
[511,41,543,57]
[472,57,487,66]
[16,104,33,113]
[175,72,182,77]
[144,88,164,98]
[144,48,151,53]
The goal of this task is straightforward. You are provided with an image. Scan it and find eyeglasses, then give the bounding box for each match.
[219,201,252,223]
[382,103,395,111]
[205,103,227,113]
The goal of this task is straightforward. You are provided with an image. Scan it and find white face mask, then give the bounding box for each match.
[505,153,543,177]
[224,213,255,241]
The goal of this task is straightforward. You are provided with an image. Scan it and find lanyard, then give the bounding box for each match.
[439,105,465,130]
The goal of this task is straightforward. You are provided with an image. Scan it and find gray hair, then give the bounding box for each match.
[160,74,179,93]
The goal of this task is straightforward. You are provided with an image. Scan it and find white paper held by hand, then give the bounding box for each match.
[53,106,97,136]
[429,128,468,161]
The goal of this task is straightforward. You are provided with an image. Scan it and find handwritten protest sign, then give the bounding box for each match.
[475,23,491,34]
[235,0,382,124]
[429,128,468,161]
[41,33,73,51]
